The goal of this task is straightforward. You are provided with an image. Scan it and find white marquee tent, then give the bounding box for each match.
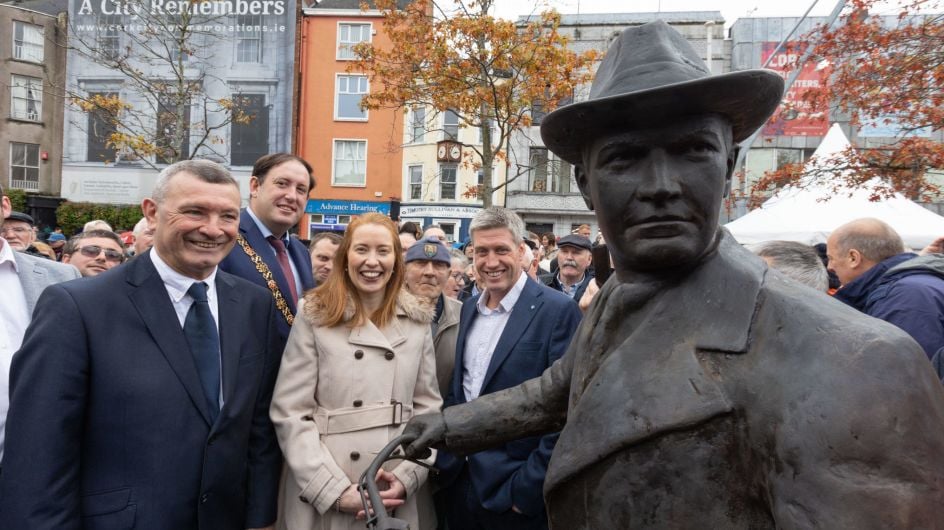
[725,124,944,249]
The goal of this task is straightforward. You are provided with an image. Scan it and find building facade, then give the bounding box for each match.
[296,0,410,239]
[505,11,730,239]
[60,0,298,207]
[728,15,944,219]
[0,0,67,208]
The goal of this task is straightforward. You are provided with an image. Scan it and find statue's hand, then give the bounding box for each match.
[400,412,446,460]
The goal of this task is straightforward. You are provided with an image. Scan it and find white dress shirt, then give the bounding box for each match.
[462,271,528,401]
[246,206,304,297]
[150,249,223,406]
[0,238,31,460]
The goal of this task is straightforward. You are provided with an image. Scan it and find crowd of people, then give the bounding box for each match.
[1,20,943,529]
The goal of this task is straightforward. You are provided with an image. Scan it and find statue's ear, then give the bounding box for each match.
[724,145,739,199]
[575,164,594,211]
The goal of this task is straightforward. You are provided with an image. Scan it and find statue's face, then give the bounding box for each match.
[579,114,734,274]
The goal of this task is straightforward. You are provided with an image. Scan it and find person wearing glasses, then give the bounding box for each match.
[61,229,126,277]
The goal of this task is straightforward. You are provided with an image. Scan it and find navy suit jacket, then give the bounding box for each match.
[440,277,582,517]
[219,209,315,343]
[0,252,284,530]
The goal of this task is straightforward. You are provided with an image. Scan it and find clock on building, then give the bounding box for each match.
[449,145,461,161]
[437,145,447,159]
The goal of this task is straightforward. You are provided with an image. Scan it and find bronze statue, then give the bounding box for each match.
[402,20,944,528]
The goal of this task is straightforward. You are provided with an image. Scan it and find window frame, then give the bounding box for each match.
[337,22,372,61]
[408,164,423,200]
[439,164,457,200]
[13,21,44,63]
[235,13,264,63]
[443,110,459,141]
[410,106,426,143]
[10,74,42,122]
[335,74,369,122]
[9,142,40,191]
[332,139,368,187]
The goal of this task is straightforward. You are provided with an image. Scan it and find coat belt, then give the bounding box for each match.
[312,401,413,435]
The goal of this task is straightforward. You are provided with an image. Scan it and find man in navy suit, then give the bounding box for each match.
[219,153,315,344]
[0,160,283,529]
[437,207,582,530]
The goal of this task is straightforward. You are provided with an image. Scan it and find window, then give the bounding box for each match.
[156,98,191,164]
[336,75,368,120]
[440,165,457,199]
[337,23,371,60]
[9,142,40,191]
[411,106,425,143]
[236,14,263,63]
[96,13,121,58]
[11,75,42,121]
[438,222,457,242]
[409,165,423,200]
[443,110,459,141]
[333,140,367,186]
[231,94,269,166]
[87,92,119,162]
[13,21,43,62]
[529,147,572,193]
[530,147,548,192]
[478,118,496,145]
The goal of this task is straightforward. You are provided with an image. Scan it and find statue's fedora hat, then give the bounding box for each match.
[541,20,784,165]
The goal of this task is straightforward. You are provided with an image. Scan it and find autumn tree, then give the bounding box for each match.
[67,0,261,168]
[752,0,943,203]
[352,0,597,207]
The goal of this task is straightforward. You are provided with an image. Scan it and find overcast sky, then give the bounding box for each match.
[491,0,908,27]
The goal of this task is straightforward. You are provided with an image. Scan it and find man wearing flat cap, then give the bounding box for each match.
[403,236,463,398]
[2,211,40,256]
[540,234,593,301]
[401,20,944,528]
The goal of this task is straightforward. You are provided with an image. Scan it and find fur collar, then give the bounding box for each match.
[303,288,435,326]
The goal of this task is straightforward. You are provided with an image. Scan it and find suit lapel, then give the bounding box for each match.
[216,272,242,412]
[240,212,298,313]
[286,238,315,292]
[480,280,543,392]
[14,253,44,314]
[128,253,213,426]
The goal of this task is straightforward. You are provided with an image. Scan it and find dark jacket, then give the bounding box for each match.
[0,252,284,529]
[539,271,594,302]
[438,277,582,518]
[834,253,944,359]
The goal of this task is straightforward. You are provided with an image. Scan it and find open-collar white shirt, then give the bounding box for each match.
[462,271,528,401]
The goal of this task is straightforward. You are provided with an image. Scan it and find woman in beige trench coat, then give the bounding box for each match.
[271,213,442,530]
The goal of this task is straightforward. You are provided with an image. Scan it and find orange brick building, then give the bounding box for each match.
[295,0,409,238]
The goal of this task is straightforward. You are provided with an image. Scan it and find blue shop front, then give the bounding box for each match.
[305,199,392,235]
[399,203,482,245]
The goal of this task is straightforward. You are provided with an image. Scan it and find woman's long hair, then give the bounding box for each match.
[310,213,404,328]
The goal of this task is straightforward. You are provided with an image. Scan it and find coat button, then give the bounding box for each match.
[200,493,209,504]
[353,400,363,407]
[354,350,364,359]
[350,451,360,461]
[384,351,395,360]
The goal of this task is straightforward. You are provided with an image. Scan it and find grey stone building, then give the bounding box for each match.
[505,11,730,239]
[0,0,67,203]
[60,0,298,206]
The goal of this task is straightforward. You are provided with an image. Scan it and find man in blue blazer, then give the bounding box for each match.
[219,153,315,343]
[0,161,283,529]
[437,207,582,530]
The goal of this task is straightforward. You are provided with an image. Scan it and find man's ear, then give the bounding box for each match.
[249,176,260,198]
[141,198,158,227]
[1,195,10,218]
[848,248,863,268]
[574,164,594,211]
[724,145,739,199]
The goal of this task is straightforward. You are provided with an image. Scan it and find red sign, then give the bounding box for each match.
[761,42,829,137]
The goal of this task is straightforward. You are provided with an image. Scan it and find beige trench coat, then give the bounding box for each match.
[271,290,443,530]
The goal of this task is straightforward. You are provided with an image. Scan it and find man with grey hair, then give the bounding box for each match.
[828,217,944,359]
[1,159,284,529]
[132,216,154,256]
[752,240,829,292]
[436,206,582,530]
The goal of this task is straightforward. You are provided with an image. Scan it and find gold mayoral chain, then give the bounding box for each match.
[236,234,295,326]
